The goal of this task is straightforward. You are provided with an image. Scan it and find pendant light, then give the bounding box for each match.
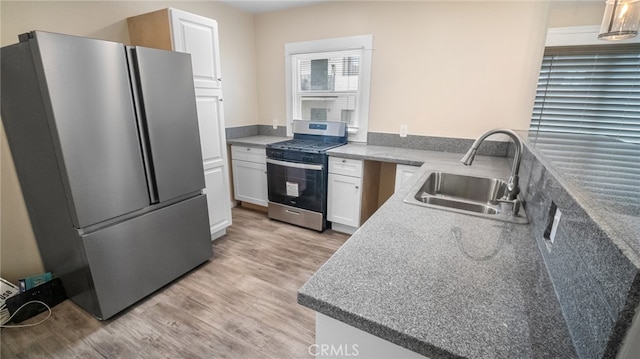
[598,0,640,40]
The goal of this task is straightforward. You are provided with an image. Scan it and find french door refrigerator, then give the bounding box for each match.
[1,31,213,320]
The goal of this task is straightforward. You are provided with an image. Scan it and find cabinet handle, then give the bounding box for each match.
[246,148,251,151]
[218,78,222,82]
[342,159,346,163]
[355,185,359,189]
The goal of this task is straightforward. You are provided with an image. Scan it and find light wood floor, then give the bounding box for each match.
[1,206,349,359]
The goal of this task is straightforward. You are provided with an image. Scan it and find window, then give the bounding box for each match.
[286,35,373,142]
[530,44,640,144]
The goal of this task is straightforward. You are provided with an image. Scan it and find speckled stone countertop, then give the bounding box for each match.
[522,131,640,262]
[298,153,576,358]
[327,143,433,166]
[227,135,288,147]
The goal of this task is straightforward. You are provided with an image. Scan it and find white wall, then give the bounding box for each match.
[254,1,551,139]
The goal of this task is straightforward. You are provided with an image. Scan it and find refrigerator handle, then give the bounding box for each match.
[126,46,159,204]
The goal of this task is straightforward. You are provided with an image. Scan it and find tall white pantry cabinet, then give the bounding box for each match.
[128,8,232,239]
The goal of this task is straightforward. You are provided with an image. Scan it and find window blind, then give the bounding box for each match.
[530,45,640,144]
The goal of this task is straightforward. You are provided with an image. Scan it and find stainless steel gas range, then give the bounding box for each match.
[266,120,348,231]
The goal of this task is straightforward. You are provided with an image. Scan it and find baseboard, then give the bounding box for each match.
[330,222,358,235]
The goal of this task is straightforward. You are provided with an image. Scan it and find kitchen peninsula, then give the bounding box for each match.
[298,148,576,358]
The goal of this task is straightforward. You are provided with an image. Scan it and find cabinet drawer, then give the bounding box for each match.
[329,157,363,177]
[231,145,266,163]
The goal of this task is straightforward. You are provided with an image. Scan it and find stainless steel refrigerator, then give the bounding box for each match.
[1,31,213,320]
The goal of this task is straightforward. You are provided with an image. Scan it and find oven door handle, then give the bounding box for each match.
[266,158,324,171]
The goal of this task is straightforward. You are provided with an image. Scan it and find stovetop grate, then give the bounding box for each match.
[268,139,345,152]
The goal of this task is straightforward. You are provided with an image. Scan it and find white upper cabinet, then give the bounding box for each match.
[170,8,222,89]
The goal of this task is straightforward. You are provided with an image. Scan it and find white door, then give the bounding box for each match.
[169,8,231,237]
[327,173,362,227]
[232,160,268,206]
[195,89,231,236]
[204,166,231,236]
[395,164,419,192]
[170,8,222,89]
[195,90,225,168]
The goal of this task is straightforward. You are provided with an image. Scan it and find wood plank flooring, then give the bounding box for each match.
[1,206,349,359]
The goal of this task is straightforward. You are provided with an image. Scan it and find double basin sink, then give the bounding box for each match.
[404,171,529,224]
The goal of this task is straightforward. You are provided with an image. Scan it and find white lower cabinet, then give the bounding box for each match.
[315,313,427,359]
[327,173,362,228]
[231,145,268,207]
[327,157,365,234]
[395,164,420,192]
[204,166,231,239]
[328,158,417,234]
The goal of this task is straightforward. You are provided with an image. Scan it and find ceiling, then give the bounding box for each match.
[221,0,329,13]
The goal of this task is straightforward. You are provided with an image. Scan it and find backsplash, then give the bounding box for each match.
[226,128,512,158]
[225,125,286,139]
[366,132,510,157]
[519,137,640,359]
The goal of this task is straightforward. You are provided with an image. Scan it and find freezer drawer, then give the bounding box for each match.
[81,195,212,319]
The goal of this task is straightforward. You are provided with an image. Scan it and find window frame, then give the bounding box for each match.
[285,35,373,143]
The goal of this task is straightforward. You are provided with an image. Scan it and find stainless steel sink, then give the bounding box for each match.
[404,171,529,224]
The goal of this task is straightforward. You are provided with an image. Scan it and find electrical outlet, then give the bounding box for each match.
[543,202,562,252]
[549,208,562,244]
[272,119,278,129]
[399,125,408,137]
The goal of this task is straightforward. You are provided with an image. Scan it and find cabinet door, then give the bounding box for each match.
[170,8,222,89]
[196,89,231,236]
[195,89,226,168]
[232,160,268,206]
[395,164,419,192]
[204,166,231,237]
[327,173,362,227]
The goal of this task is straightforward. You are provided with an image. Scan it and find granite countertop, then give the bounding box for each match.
[227,135,288,147]
[298,153,576,358]
[522,131,640,262]
[327,143,433,166]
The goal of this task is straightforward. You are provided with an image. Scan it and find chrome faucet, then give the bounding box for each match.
[461,129,524,204]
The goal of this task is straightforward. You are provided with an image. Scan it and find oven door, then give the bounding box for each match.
[266,158,326,213]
